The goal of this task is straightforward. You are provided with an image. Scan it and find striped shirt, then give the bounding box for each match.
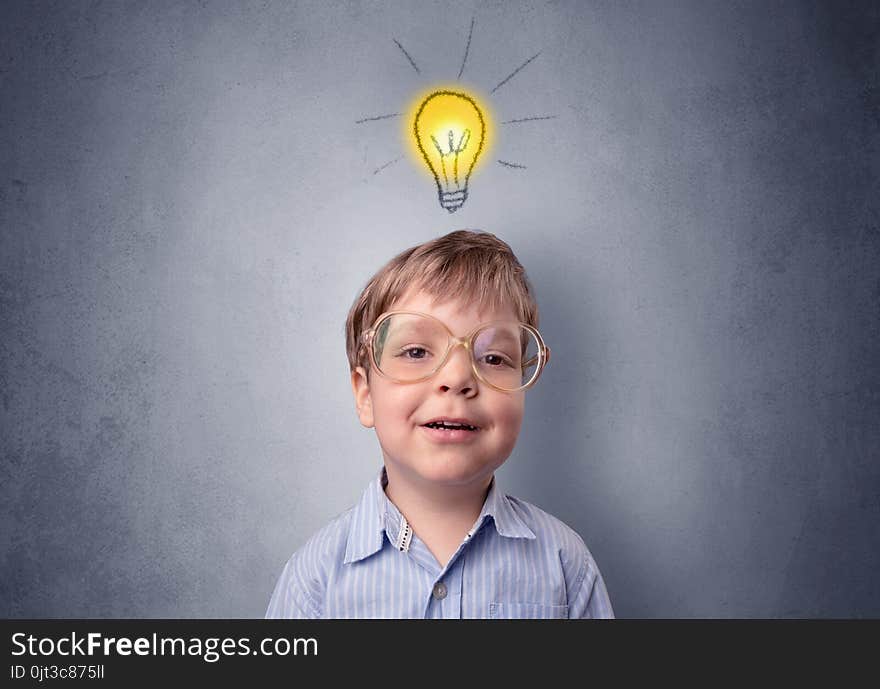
[266,467,614,619]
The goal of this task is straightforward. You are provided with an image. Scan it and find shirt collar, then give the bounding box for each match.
[343,466,536,565]
[478,474,537,540]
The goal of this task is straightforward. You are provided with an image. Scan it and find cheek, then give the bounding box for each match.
[494,395,525,437]
[371,384,422,430]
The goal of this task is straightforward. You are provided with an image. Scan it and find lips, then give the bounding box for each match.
[419,417,481,444]
[420,417,480,431]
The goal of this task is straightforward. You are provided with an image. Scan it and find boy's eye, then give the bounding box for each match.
[481,352,514,368]
[398,345,430,360]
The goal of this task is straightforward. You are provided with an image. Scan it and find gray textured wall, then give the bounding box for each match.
[1,0,878,618]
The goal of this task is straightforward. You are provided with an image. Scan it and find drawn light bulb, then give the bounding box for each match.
[413,90,486,213]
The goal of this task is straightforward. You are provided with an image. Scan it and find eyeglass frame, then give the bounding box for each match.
[358,310,552,392]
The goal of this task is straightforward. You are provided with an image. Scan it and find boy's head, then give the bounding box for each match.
[346,230,546,492]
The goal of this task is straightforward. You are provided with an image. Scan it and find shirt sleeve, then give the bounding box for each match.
[264,555,323,619]
[567,554,615,619]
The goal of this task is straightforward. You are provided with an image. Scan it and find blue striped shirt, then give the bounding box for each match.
[266,467,614,619]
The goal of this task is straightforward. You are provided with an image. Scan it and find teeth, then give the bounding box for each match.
[426,421,476,431]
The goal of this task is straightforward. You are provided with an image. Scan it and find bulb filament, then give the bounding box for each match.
[430,129,472,188]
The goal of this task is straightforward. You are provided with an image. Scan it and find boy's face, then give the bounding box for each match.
[351,289,525,492]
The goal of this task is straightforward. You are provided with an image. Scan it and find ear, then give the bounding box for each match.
[351,366,374,428]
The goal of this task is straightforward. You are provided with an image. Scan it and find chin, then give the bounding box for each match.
[415,456,501,487]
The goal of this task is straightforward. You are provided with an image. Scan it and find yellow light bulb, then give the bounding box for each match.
[412,90,487,213]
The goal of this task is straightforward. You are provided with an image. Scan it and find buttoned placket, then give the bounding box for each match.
[380,475,496,618]
[387,509,487,618]
[418,519,489,619]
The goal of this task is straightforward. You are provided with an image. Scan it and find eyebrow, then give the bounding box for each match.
[388,322,438,339]
[476,325,520,343]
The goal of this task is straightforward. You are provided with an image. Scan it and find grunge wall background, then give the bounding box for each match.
[1,0,878,617]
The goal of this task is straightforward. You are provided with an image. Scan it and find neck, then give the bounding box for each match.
[383,464,492,566]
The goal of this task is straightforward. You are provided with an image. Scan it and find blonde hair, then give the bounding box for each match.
[345,230,539,372]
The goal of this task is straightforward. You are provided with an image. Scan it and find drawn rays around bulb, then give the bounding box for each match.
[501,115,558,125]
[355,18,553,210]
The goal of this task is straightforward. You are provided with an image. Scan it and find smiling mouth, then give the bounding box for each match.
[422,421,479,432]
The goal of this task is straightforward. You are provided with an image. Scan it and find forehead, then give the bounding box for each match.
[388,288,519,330]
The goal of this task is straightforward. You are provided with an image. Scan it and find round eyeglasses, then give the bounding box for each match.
[360,311,551,392]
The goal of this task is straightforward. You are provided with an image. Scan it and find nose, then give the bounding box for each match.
[434,341,477,396]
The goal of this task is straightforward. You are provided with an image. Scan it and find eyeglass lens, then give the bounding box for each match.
[372,313,541,390]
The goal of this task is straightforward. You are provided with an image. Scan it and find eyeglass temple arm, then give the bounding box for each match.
[522,346,551,370]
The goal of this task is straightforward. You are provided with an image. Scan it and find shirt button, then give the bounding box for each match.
[432,581,448,600]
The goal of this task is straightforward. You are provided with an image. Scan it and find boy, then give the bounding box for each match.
[266,230,614,618]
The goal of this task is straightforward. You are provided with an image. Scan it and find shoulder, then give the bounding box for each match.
[292,507,354,571]
[503,494,615,619]
[265,508,354,619]
[505,494,594,561]
[504,494,603,587]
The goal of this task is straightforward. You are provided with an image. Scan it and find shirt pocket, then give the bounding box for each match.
[489,602,569,619]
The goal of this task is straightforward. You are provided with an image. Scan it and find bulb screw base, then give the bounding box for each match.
[439,189,467,213]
